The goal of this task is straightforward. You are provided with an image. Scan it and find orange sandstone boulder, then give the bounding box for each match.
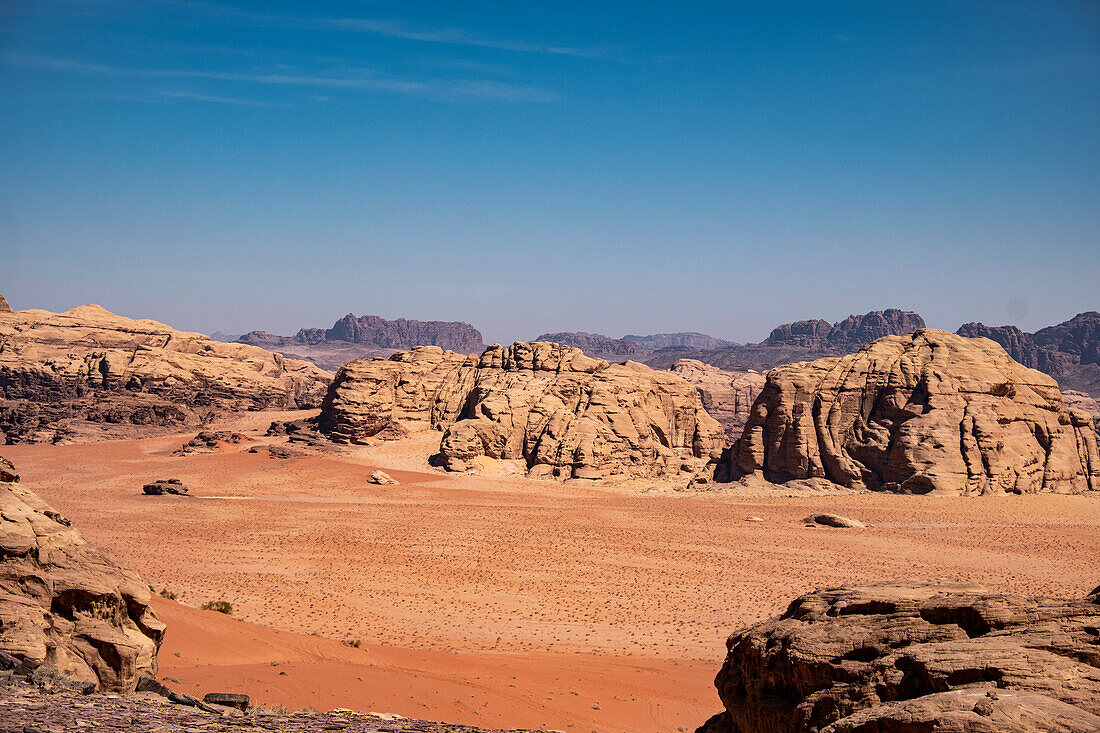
[0,456,164,691]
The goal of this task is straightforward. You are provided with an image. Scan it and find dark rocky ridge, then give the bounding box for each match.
[958,311,1100,396]
[533,331,643,356]
[533,331,735,358]
[237,313,485,370]
[698,579,1100,733]
[624,332,737,351]
[647,310,926,371]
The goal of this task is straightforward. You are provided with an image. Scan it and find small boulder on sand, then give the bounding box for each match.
[803,513,864,528]
[368,471,398,486]
[142,479,189,496]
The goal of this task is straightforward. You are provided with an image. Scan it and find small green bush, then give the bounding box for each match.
[159,588,177,600]
[201,600,233,615]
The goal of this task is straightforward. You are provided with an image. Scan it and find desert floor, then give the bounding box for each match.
[5,410,1099,733]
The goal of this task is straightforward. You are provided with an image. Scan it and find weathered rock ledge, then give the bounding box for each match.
[0,678,544,733]
[698,579,1100,733]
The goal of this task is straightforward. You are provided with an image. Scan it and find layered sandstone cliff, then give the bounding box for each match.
[721,329,1098,494]
[668,360,765,442]
[319,342,725,479]
[0,456,164,691]
[699,579,1100,733]
[0,300,331,443]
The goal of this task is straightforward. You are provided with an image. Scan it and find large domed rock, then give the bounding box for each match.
[699,579,1100,733]
[0,303,332,442]
[723,329,1099,494]
[0,456,164,691]
[319,342,725,479]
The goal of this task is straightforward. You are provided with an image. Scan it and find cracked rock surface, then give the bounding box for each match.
[699,579,1100,733]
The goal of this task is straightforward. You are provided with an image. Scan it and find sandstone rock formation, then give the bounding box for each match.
[669,360,765,441]
[1063,390,1100,428]
[319,342,725,480]
[0,303,331,443]
[646,309,926,371]
[1,457,165,691]
[958,312,1100,397]
[0,293,11,313]
[722,329,1099,494]
[534,332,643,357]
[236,313,485,370]
[699,579,1100,733]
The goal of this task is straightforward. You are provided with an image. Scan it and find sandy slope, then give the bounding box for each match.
[4,411,1099,732]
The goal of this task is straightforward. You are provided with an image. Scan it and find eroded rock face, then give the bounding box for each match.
[669,360,765,442]
[320,342,725,479]
[0,293,11,313]
[0,303,332,443]
[703,579,1100,733]
[724,329,1099,494]
[0,457,165,691]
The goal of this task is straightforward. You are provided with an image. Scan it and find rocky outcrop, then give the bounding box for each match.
[0,303,331,443]
[319,342,725,480]
[0,457,165,691]
[646,309,927,372]
[958,312,1100,397]
[723,329,1099,494]
[669,360,765,442]
[534,332,643,357]
[142,479,189,496]
[624,332,736,352]
[0,293,11,313]
[700,579,1100,733]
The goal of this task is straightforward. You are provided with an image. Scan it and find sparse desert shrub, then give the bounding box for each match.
[159,588,177,600]
[343,638,361,648]
[200,600,232,614]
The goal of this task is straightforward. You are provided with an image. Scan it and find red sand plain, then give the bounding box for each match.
[4,411,1100,732]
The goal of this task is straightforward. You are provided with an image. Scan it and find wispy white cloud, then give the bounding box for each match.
[160,1,615,59]
[3,53,560,102]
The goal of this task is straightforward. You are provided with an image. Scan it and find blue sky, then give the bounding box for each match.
[2,1,1098,344]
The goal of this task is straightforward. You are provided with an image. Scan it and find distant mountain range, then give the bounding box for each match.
[646,308,1100,400]
[214,314,484,371]
[532,331,736,357]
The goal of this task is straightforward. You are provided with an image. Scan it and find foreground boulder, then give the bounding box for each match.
[723,329,1099,494]
[142,479,189,496]
[0,457,165,691]
[701,579,1100,732]
[320,342,725,479]
[0,301,332,443]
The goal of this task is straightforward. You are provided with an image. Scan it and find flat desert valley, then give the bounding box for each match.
[5,409,1098,733]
